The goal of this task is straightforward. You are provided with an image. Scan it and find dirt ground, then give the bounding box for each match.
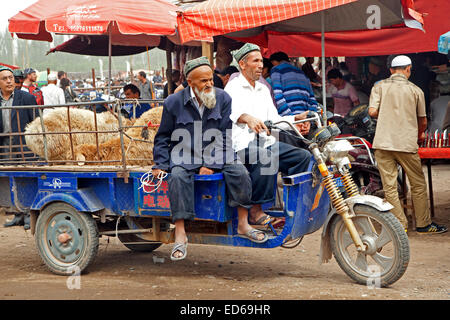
[0,164,449,301]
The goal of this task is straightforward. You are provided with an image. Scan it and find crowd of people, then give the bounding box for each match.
[1,44,448,256]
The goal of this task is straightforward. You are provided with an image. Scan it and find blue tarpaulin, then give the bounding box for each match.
[438,31,450,54]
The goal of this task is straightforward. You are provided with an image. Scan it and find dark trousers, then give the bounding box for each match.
[168,164,252,222]
[240,141,311,204]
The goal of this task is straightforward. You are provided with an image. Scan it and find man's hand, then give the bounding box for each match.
[238,114,270,135]
[418,131,425,145]
[199,167,214,175]
[294,111,309,121]
[152,168,166,178]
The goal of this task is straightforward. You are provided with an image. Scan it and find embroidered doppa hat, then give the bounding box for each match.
[0,66,13,74]
[234,43,260,62]
[390,55,412,68]
[13,69,24,78]
[184,56,211,77]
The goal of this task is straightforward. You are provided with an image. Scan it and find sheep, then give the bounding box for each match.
[73,106,163,166]
[24,108,132,161]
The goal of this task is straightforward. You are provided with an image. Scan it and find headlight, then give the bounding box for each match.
[322,140,354,172]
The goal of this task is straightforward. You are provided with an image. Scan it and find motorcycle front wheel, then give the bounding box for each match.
[330,204,409,287]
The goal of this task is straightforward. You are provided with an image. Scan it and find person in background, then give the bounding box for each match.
[60,78,77,103]
[121,83,151,119]
[269,51,318,116]
[262,58,273,87]
[0,66,37,230]
[153,70,164,90]
[163,69,181,98]
[135,71,154,101]
[361,57,388,96]
[13,69,25,90]
[21,68,44,105]
[217,66,239,88]
[327,68,360,117]
[339,61,353,82]
[41,73,65,114]
[368,55,447,234]
[57,70,67,87]
[302,57,321,87]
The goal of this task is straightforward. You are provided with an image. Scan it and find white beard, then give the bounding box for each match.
[194,86,216,109]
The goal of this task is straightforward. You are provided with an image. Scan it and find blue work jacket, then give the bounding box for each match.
[153,86,237,171]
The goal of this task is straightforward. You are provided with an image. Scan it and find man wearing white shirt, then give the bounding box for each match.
[225,43,312,225]
[41,73,65,114]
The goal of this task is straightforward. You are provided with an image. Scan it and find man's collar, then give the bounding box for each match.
[189,86,200,108]
[390,73,408,80]
[237,73,263,90]
[0,89,14,101]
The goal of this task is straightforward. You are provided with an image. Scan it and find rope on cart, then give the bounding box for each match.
[139,170,168,193]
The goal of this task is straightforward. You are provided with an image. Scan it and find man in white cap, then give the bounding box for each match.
[368,55,447,234]
[41,73,66,114]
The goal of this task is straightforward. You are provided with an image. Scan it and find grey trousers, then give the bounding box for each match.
[168,164,252,222]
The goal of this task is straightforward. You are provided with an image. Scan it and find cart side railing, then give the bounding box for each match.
[0,99,164,177]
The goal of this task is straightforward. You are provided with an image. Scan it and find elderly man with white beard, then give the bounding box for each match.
[152,57,265,262]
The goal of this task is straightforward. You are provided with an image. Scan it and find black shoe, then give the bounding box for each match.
[23,213,30,230]
[3,213,24,227]
[416,222,448,234]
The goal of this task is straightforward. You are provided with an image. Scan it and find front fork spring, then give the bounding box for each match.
[341,172,360,198]
[323,175,347,215]
[323,174,366,252]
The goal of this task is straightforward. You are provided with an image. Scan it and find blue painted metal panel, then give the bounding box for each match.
[31,188,104,212]
[39,176,77,191]
[285,175,330,240]
[134,173,231,222]
[12,177,38,209]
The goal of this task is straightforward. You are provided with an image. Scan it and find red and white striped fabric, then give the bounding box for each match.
[177,0,357,43]
[9,0,179,42]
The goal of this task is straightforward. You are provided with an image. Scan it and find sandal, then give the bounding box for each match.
[237,228,268,243]
[248,214,275,226]
[170,241,188,261]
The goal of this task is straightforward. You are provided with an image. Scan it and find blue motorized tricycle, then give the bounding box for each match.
[0,106,409,287]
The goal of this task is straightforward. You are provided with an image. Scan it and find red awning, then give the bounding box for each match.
[177,0,424,44]
[0,63,20,70]
[237,0,449,57]
[8,0,179,42]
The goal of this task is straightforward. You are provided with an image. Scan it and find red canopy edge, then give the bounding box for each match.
[229,0,447,57]
[0,62,20,70]
[177,0,357,43]
[8,0,179,42]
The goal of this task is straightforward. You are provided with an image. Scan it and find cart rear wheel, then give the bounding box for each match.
[35,202,99,276]
[330,204,409,287]
[118,234,162,252]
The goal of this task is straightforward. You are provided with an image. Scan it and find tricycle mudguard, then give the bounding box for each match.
[319,195,394,264]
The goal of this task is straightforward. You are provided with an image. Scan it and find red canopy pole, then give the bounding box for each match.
[321,11,327,125]
[108,24,112,97]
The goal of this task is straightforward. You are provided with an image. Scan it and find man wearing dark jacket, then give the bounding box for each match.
[0,66,37,229]
[152,57,267,261]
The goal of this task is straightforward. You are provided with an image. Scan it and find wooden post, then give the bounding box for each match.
[202,41,214,67]
[91,68,96,88]
[166,45,173,95]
